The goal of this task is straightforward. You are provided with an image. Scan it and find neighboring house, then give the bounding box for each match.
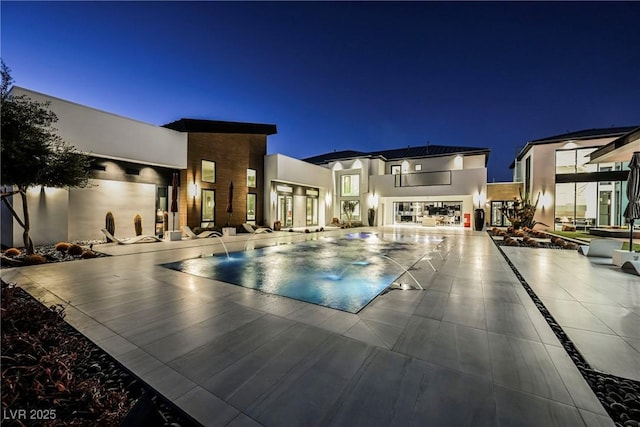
[281,144,491,227]
[163,119,277,231]
[2,87,187,247]
[510,126,640,231]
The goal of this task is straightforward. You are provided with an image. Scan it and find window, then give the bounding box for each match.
[524,157,531,194]
[247,169,256,188]
[247,193,256,223]
[341,174,360,197]
[306,197,318,226]
[202,160,215,183]
[414,164,422,171]
[391,165,401,175]
[201,189,215,225]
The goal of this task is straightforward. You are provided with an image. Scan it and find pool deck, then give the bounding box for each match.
[2,226,639,426]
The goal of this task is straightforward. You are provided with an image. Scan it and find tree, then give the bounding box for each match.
[1,60,91,254]
[500,188,549,230]
[342,200,358,227]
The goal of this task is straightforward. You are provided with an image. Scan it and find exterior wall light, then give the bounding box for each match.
[188,182,198,199]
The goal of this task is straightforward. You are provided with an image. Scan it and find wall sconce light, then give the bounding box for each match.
[188,182,198,199]
[271,190,277,206]
[540,192,552,209]
[401,160,409,174]
[325,191,332,206]
[454,155,463,170]
[367,193,379,209]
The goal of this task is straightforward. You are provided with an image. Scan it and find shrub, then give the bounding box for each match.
[67,244,84,256]
[134,214,142,236]
[55,242,71,252]
[4,247,20,257]
[23,254,47,265]
[105,211,116,242]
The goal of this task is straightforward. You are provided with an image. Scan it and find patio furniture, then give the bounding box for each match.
[101,228,162,244]
[182,226,222,239]
[242,223,274,233]
[578,238,623,264]
[621,260,640,276]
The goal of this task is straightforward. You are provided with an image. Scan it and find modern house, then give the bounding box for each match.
[264,145,491,228]
[509,126,640,231]
[1,87,276,246]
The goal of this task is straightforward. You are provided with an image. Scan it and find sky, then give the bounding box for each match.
[1,1,639,182]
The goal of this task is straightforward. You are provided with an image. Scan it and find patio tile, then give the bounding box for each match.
[494,385,585,427]
[317,310,360,334]
[412,290,449,320]
[169,314,295,382]
[484,300,540,341]
[488,333,572,404]
[117,347,166,377]
[442,294,486,330]
[143,365,198,401]
[427,272,454,292]
[285,303,337,325]
[544,344,608,415]
[578,409,616,427]
[563,327,640,381]
[540,299,615,335]
[174,386,239,427]
[482,283,521,303]
[581,302,640,339]
[358,304,412,328]
[226,413,263,427]
[245,336,372,427]
[394,317,491,379]
[325,348,428,426]
[344,320,389,348]
[410,364,497,426]
[202,323,332,409]
[141,306,263,363]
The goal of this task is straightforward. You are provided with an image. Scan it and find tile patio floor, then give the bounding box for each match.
[2,226,638,426]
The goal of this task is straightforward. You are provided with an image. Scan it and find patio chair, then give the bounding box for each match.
[242,223,274,234]
[101,228,161,244]
[578,238,623,258]
[621,260,640,276]
[181,225,222,239]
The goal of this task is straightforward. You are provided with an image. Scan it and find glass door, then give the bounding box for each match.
[278,195,293,227]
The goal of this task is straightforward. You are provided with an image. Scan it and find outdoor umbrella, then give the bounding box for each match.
[226,181,234,226]
[171,172,179,230]
[623,152,640,252]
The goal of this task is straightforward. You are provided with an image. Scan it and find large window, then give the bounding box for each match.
[246,193,256,223]
[341,174,360,196]
[247,169,256,188]
[341,200,360,222]
[555,181,626,229]
[202,160,215,183]
[201,189,215,226]
[555,148,598,174]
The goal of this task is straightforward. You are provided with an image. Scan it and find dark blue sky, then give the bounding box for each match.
[2,1,639,182]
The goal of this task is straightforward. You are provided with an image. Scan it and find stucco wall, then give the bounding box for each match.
[69,180,156,241]
[10,87,187,169]
[13,187,69,246]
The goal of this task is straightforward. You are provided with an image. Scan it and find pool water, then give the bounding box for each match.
[161,232,443,313]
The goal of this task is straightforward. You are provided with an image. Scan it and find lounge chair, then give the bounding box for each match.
[101,228,161,244]
[577,238,623,265]
[182,225,222,239]
[578,238,623,257]
[621,260,640,276]
[242,223,273,233]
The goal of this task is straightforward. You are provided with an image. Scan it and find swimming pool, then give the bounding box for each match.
[162,232,443,313]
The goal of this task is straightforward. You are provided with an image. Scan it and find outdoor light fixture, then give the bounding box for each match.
[325,191,332,206]
[188,182,198,199]
[454,155,463,170]
[540,192,552,209]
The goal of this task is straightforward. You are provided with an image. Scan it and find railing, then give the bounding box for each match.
[394,170,452,187]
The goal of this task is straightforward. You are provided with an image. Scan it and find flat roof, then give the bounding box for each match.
[163,118,277,135]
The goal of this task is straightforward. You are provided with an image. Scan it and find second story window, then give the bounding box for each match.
[247,168,256,188]
[341,174,360,196]
[391,165,401,175]
[202,160,215,183]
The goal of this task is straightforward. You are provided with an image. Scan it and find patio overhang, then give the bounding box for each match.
[588,127,640,163]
